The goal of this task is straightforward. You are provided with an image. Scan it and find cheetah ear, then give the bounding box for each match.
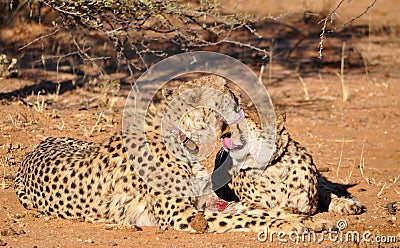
[275,112,286,132]
[162,88,175,101]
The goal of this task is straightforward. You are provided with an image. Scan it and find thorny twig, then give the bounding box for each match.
[318,0,379,58]
[25,0,270,73]
[19,28,61,51]
[19,0,379,72]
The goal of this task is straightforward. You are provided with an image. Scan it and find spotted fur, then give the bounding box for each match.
[15,75,336,234]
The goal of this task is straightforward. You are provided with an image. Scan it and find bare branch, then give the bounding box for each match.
[19,28,61,51]
[337,0,378,30]
[26,0,269,71]
[318,0,379,58]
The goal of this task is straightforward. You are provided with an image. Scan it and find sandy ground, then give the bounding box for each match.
[0,0,399,247]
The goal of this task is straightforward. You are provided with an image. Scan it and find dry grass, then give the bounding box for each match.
[1,158,6,190]
[0,54,17,80]
[335,134,344,180]
[358,119,370,185]
[334,41,349,102]
[268,40,274,84]
[85,112,105,137]
[355,120,400,197]
[33,91,47,113]
[334,133,356,185]
[258,64,265,85]
[294,69,310,101]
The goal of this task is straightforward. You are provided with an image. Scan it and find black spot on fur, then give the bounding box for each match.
[219,221,227,227]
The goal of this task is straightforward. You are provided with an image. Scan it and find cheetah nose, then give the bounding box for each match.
[222,137,235,150]
[232,109,245,124]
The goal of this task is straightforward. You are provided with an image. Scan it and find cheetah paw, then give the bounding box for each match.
[329,197,362,215]
[268,219,310,234]
[303,217,336,232]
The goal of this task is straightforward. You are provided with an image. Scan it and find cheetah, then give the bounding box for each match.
[158,76,362,216]
[212,112,362,216]
[14,75,333,233]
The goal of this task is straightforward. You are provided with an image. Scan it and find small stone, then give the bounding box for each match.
[128,226,142,232]
[109,241,118,247]
[0,227,23,236]
[28,211,42,218]
[386,202,396,215]
[73,217,85,222]
[0,239,7,246]
[9,213,26,220]
[319,167,330,172]
[84,239,94,243]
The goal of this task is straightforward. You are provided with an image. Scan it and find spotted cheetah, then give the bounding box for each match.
[14,75,334,233]
[159,76,362,216]
[214,112,362,215]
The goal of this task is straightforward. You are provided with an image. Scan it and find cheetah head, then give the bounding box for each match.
[161,75,245,158]
[218,112,289,179]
